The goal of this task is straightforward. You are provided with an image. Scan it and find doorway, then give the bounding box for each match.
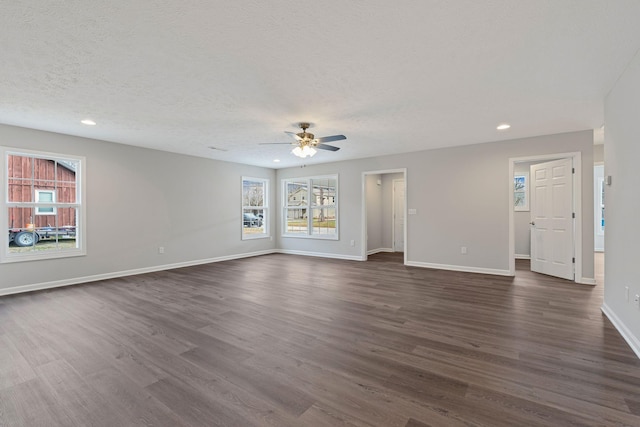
[392,179,405,252]
[362,169,407,263]
[508,152,588,283]
[529,158,574,280]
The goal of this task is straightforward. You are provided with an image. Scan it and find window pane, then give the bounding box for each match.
[287,181,307,206]
[312,208,336,235]
[243,208,265,235]
[8,177,32,202]
[8,155,33,202]
[8,207,36,253]
[56,160,79,183]
[56,161,78,203]
[55,207,79,249]
[57,181,77,204]
[311,178,336,206]
[286,208,308,233]
[36,190,54,202]
[8,207,78,254]
[243,180,264,207]
[7,155,33,180]
[8,207,34,230]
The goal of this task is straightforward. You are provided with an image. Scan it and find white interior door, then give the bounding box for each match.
[393,179,405,252]
[530,158,574,280]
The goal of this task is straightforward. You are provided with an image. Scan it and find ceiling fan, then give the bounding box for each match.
[260,123,346,158]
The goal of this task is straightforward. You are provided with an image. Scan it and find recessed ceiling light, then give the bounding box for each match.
[273,159,280,163]
[81,119,96,126]
[497,123,511,130]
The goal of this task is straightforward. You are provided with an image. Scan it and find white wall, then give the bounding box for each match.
[603,48,640,357]
[276,130,594,278]
[594,144,604,164]
[0,124,276,293]
[381,173,404,250]
[365,174,383,252]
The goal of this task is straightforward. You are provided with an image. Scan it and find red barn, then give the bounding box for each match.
[8,154,77,230]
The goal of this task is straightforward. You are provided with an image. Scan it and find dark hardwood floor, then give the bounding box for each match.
[1,252,638,426]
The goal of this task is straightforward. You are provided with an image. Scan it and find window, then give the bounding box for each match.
[514,172,529,211]
[2,147,85,262]
[282,175,338,239]
[35,189,56,215]
[242,177,268,239]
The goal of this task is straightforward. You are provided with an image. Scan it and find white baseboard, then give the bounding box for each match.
[601,303,640,360]
[577,277,597,285]
[405,260,513,276]
[515,254,531,260]
[367,247,394,255]
[0,249,278,297]
[277,249,364,261]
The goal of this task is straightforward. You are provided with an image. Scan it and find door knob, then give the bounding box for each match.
[529,221,535,226]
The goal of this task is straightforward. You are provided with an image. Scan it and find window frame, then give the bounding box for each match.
[1,146,86,263]
[282,174,339,240]
[241,176,269,240]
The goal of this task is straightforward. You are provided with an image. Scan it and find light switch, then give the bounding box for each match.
[408,209,417,215]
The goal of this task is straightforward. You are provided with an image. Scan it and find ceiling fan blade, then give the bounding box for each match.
[285,131,302,141]
[316,144,340,151]
[258,142,295,145]
[316,134,346,143]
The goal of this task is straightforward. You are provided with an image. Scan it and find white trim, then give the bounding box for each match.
[601,303,640,360]
[0,249,278,297]
[367,247,394,255]
[277,249,363,261]
[361,169,407,264]
[508,152,583,283]
[406,260,512,276]
[1,146,86,263]
[515,254,531,260]
[576,277,597,285]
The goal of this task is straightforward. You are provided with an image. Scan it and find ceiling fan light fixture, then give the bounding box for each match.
[292,144,317,158]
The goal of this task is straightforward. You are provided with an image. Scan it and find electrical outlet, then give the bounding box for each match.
[158,246,165,254]
[626,286,630,301]
[350,240,355,247]
[461,246,467,255]
[635,294,640,308]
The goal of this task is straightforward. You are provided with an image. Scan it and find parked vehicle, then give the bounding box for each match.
[8,226,76,247]
[243,213,262,228]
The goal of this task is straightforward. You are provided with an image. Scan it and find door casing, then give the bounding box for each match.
[508,152,590,284]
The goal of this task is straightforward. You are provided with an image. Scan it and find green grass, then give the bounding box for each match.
[9,239,77,253]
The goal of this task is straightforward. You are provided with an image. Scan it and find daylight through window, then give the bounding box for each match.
[242,177,268,239]
[283,175,338,239]
[2,148,85,262]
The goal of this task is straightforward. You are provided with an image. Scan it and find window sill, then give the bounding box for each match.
[1,249,86,263]
[281,234,338,241]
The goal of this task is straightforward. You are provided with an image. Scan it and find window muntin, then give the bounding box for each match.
[2,148,85,262]
[242,177,269,239]
[283,175,338,239]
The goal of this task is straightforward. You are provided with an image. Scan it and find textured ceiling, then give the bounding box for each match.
[1,1,639,168]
